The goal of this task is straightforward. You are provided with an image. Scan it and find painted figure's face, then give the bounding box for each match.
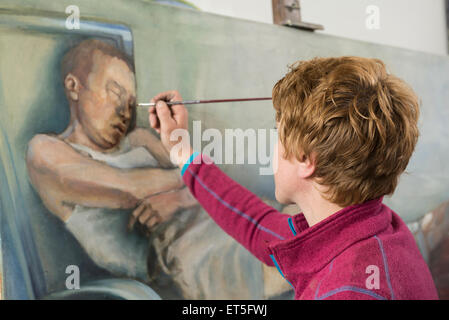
[77,51,136,150]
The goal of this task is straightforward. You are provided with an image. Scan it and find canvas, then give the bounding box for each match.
[0,5,293,300]
[0,0,448,300]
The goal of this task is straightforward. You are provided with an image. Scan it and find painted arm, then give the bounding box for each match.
[127,128,174,169]
[26,134,183,221]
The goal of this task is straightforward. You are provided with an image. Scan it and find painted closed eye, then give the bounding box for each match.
[108,88,122,101]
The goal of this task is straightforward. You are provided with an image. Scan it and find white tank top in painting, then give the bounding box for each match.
[64,136,265,300]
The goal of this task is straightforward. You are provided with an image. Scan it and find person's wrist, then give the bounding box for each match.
[177,146,195,169]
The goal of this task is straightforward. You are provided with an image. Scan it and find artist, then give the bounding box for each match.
[149,57,439,300]
[26,39,287,300]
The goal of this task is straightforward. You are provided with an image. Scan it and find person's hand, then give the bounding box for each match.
[149,90,193,167]
[127,188,198,236]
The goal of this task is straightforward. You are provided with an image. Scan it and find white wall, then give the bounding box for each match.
[187,0,273,25]
[187,0,448,55]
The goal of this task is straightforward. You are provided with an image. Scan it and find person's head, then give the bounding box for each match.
[61,39,136,150]
[272,56,420,208]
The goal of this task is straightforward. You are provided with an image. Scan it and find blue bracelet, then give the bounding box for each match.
[181,151,201,176]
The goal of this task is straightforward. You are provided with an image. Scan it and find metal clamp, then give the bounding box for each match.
[285,1,300,11]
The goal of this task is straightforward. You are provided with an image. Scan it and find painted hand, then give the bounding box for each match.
[127,187,198,236]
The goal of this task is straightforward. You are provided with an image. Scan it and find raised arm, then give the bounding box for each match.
[26,134,183,221]
[181,153,296,265]
[147,90,304,265]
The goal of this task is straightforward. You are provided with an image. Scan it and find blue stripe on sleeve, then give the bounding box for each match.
[374,235,395,300]
[316,286,387,300]
[187,168,285,241]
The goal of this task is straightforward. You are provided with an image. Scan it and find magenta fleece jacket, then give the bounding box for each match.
[181,152,439,300]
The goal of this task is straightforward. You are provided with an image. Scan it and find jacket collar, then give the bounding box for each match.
[268,197,391,276]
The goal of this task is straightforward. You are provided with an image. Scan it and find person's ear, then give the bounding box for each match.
[64,73,81,101]
[297,152,316,179]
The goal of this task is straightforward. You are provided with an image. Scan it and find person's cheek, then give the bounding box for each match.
[273,141,284,202]
[273,141,279,177]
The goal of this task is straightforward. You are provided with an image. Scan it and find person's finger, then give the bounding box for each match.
[155,100,175,132]
[152,91,176,104]
[149,111,160,132]
[160,91,186,127]
[149,106,161,133]
[152,90,183,107]
[167,90,182,102]
[171,104,188,126]
[128,204,146,231]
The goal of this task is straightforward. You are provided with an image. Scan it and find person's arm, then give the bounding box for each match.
[148,90,303,265]
[180,152,295,265]
[26,134,183,221]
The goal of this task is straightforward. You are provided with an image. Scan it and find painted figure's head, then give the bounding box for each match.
[272,56,420,208]
[61,39,136,150]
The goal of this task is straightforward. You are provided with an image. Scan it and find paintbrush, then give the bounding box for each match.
[137,97,272,107]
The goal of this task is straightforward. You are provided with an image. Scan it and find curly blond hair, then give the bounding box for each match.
[272,57,420,207]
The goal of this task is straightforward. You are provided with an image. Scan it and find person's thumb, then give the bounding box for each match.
[155,101,174,131]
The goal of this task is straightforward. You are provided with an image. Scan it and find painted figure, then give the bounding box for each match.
[26,39,284,299]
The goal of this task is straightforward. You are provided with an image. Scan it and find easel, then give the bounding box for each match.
[272,0,323,31]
